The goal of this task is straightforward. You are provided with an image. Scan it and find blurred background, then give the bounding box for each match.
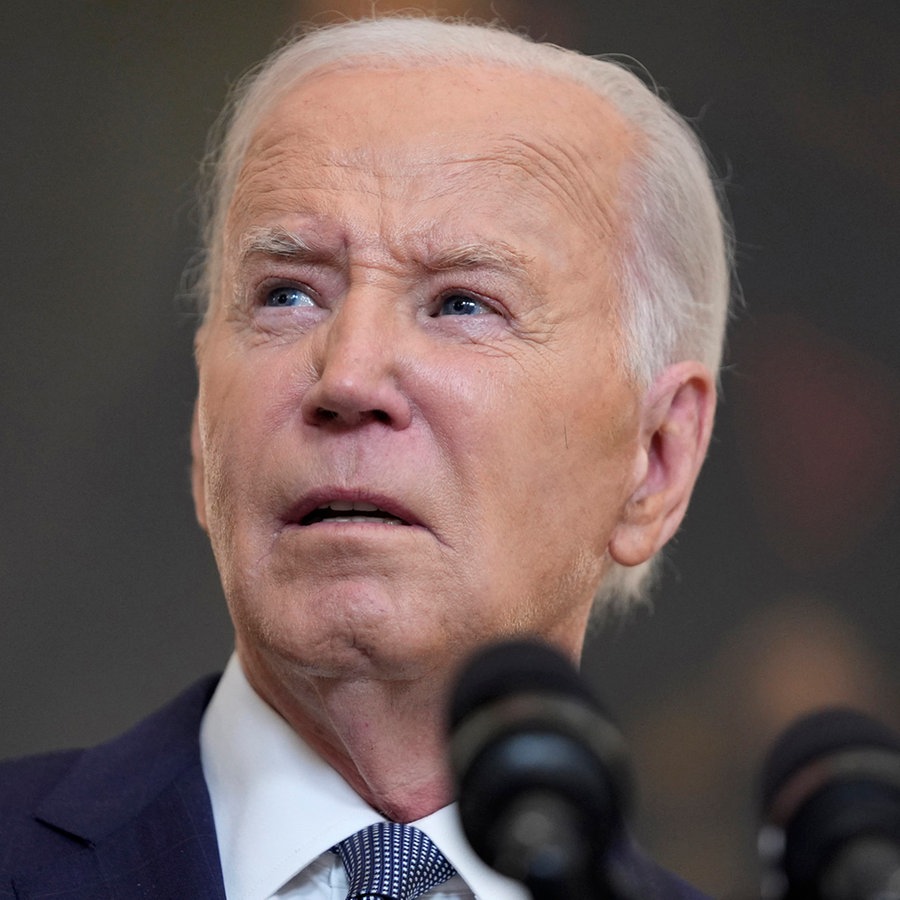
[1,2,898,896]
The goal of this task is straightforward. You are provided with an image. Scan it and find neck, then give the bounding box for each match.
[239,646,456,823]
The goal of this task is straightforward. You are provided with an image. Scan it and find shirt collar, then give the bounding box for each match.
[200,654,526,900]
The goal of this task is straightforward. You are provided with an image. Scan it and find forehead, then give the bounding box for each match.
[226,62,632,265]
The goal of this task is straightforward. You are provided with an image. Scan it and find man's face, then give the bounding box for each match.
[193,62,645,681]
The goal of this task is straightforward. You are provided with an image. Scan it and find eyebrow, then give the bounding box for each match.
[423,243,536,281]
[236,225,537,285]
[237,225,343,267]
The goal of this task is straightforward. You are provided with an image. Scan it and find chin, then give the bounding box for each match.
[238,608,448,684]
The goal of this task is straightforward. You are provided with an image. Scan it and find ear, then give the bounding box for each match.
[190,400,209,533]
[609,361,716,567]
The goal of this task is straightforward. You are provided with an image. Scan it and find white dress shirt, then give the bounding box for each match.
[200,655,528,900]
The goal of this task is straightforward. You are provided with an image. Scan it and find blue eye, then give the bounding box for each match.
[437,294,492,316]
[264,286,314,308]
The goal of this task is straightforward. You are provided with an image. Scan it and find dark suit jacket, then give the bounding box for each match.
[0,677,224,899]
[0,677,708,899]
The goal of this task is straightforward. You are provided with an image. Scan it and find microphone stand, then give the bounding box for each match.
[492,790,637,900]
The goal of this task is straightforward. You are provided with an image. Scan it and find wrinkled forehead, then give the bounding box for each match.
[203,62,638,334]
[249,54,632,149]
[231,61,633,223]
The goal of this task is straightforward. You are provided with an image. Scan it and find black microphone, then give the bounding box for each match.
[759,707,900,900]
[447,638,635,900]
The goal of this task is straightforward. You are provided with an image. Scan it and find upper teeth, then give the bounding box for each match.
[324,501,380,512]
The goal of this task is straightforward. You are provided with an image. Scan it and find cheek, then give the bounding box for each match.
[200,341,297,454]
[196,359,271,529]
[494,378,639,555]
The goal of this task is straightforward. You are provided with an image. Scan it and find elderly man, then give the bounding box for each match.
[1,15,729,899]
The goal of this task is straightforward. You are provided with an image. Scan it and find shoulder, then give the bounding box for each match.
[0,746,82,818]
[0,674,219,804]
[643,863,712,899]
[0,747,83,884]
[0,675,221,876]
[615,838,712,899]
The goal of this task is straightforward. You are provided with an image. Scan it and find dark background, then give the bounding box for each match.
[2,3,898,895]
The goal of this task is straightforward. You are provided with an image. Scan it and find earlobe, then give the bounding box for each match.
[608,361,716,567]
[190,402,209,533]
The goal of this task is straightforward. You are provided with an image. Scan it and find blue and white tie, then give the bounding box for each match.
[333,822,458,900]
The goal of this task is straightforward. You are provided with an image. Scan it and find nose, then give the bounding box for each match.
[300,294,413,430]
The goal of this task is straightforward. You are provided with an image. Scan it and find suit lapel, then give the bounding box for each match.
[16,677,226,900]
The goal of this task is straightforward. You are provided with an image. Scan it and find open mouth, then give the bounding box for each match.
[299,500,411,527]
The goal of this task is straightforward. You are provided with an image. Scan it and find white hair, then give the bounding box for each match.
[194,15,733,609]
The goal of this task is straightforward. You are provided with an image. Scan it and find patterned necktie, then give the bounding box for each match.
[333,821,458,900]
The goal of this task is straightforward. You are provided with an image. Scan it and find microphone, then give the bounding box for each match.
[447,638,635,900]
[759,707,900,900]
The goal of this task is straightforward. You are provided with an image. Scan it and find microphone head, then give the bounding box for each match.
[448,639,632,884]
[759,707,900,899]
[448,637,597,730]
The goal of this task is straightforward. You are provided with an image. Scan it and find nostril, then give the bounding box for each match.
[311,406,392,425]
